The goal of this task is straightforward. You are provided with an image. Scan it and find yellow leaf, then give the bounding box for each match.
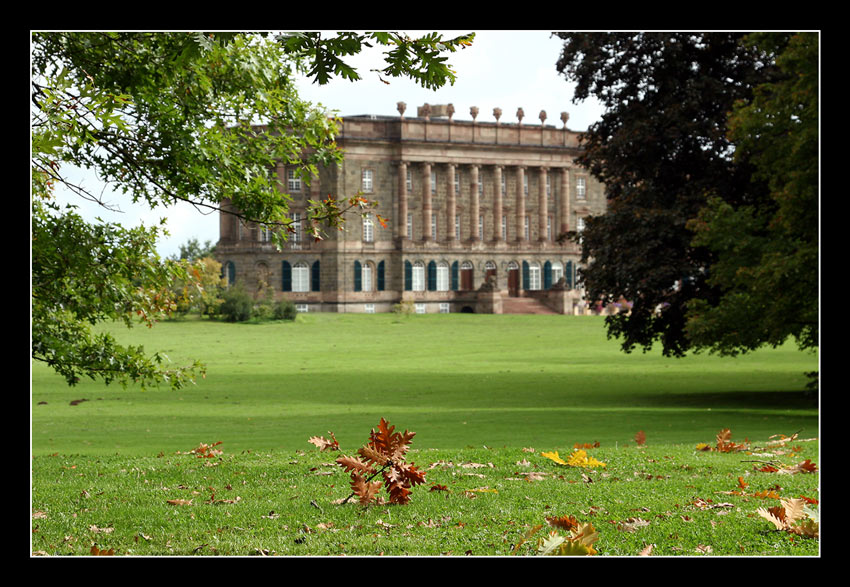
[541,451,568,465]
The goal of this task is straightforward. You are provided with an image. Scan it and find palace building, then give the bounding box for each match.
[215,102,606,314]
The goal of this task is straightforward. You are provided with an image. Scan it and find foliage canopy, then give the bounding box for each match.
[31,31,474,389]
[555,32,818,365]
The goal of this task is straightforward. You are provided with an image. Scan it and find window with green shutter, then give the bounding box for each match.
[522,261,530,290]
[377,260,385,291]
[543,261,552,290]
[354,260,362,292]
[404,260,412,291]
[451,261,459,291]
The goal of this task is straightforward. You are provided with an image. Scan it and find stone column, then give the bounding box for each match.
[560,167,570,234]
[516,166,526,242]
[538,167,548,241]
[493,165,503,242]
[422,162,432,241]
[446,163,457,242]
[469,164,480,241]
[397,161,408,239]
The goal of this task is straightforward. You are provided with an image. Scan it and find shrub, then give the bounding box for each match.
[274,299,297,321]
[219,285,253,322]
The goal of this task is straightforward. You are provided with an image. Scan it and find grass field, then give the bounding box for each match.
[31,314,820,556]
[32,313,818,456]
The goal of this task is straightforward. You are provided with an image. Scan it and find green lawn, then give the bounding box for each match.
[31,314,818,457]
[31,314,820,556]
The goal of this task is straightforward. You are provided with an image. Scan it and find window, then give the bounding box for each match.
[431,213,437,240]
[224,261,236,286]
[407,213,413,238]
[454,170,460,194]
[436,262,449,291]
[406,168,412,192]
[547,216,552,240]
[524,216,530,240]
[528,262,541,290]
[478,215,484,240]
[296,304,309,313]
[576,216,586,232]
[292,262,310,292]
[287,169,301,192]
[415,303,426,314]
[501,174,506,196]
[291,213,302,245]
[523,174,528,196]
[431,170,437,195]
[363,214,374,243]
[501,215,507,240]
[455,214,461,240]
[362,263,373,292]
[439,303,450,314]
[362,169,374,193]
[364,303,376,314]
[260,226,273,242]
[551,261,563,285]
[546,174,551,197]
[412,261,425,292]
[576,176,586,200]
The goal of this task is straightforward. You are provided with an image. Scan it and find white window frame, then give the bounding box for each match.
[407,213,413,239]
[415,303,426,314]
[551,261,563,284]
[406,169,412,192]
[431,170,437,195]
[528,262,541,291]
[439,303,450,314]
[291,212,302,245]
[478,214,484,240]
[292,262,310,293]
[412,261,425,292]
[287,169,302,192]
[501,215,507,240]
[362,263,372,292]
[524,216,530,240]
[295,304,309,313]
[576,176,587,200]
[436,262,449,291]
[363,213,374,243]
[364,303,376,314]
[362,168,374,193]
[455,214,461,240]
[431,213,437,240]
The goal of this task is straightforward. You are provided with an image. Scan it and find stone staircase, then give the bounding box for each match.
[501,296,560,315]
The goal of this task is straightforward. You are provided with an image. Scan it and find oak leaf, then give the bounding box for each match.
[308,432,339,452]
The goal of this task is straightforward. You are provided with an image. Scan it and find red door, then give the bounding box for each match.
[508,268,519,297]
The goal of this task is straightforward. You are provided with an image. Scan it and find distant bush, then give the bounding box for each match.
[219,285,253,322]
[274,299,297,321]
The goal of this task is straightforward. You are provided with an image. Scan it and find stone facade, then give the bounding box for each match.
[215,103,606,314]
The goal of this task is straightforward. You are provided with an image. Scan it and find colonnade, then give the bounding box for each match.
[396,161,573,243]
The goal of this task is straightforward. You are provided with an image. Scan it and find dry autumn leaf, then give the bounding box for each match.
[635,431,646,446]
[307,432,339,452]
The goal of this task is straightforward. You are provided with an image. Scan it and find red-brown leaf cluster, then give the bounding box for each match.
[335,418,426,505]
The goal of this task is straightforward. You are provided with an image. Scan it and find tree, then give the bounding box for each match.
[32,31,474,389]
[685,33,818,359]
[554,32,816,362]
[170,238,217,262]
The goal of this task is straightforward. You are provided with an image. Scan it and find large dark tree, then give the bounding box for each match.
[554,32,812,360]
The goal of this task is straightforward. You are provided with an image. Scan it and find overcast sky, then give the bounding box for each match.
[52,31,605,259]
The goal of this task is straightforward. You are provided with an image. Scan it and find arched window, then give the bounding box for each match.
[460,261,474,290]
[551,261,563,285]
[362,262,373,292]
[528,261,541,291]
[292,262,309,292]
[224,261,236,286]
[412,261,425,291]
[436,262,449,291]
